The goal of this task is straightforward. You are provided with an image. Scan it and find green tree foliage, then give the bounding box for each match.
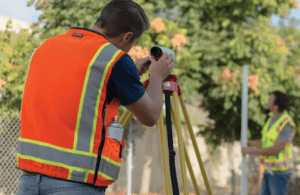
[275,17,300,145]
[167,0,300,147]
[27,0,200,106]
[0,20,42,116]
[2,0,300,148]
[277,17,300,78]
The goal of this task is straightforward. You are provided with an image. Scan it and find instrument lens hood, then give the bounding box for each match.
[150,46,162,58]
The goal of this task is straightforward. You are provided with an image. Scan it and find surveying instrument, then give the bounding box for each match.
[119,46,213,195]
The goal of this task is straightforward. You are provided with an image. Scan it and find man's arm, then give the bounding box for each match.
[243,139,288,155]
[125,74,164,126]
[242,124,293,155]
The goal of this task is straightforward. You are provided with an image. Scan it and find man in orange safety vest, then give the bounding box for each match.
[16,0,174,194]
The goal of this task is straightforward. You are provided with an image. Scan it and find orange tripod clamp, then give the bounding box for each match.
[142,74,182,96]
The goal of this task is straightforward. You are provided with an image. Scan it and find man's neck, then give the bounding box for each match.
[91,26,105,35]
[91,26,122,49]
[272,110,282,119]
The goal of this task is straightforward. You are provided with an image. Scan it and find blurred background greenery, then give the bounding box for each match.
[1,0,300,149]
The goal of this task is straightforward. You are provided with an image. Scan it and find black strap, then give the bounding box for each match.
[93,102,107,185]
[119,144,123,158]
[164,91,180,195]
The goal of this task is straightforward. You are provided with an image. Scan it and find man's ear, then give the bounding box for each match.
[122,32,134,43]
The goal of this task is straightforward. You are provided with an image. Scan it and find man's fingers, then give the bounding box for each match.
[161,53,169,60]
[144,56,150,62]
[166,54,174,63]
[149,57,155,64]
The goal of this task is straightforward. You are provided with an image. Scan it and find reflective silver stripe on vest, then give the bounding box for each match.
[76,43,119,152]
[264,160,292,168]
[71,170,86,182]
[17,141,120,180]
[100,158,121,180]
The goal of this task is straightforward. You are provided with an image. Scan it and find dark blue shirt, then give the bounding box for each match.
[107,54,145,106]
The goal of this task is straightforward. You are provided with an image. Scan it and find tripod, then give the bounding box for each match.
[119,74,213,195]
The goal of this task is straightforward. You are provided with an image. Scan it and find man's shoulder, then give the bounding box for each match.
[114,54,138,73]
[117,53,134,63]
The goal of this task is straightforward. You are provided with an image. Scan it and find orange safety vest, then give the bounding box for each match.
[17,27,126,187]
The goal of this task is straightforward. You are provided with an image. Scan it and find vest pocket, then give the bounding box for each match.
[100,136,122,181]
[105,136,122,160]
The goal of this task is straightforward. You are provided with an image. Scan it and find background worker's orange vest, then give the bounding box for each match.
[17,27,126,187]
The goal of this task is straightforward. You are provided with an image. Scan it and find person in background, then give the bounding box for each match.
[242,91,296,195]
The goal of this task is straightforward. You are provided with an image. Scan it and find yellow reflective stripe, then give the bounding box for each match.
[98,171,116,181]
[279,119,290,131]
[68,170,73,180]
[101,155,121,167]
[17,153,115,181]
[18,137,121,169]
[17,152,117,181]
[84,172,89,183]
[73,43,111,150]
[19,137,97,158]
[89,50,123,152]
[17,153,94,174]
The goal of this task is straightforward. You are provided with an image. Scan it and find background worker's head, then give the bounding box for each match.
[92,0,150,52]
[267,91,290,113]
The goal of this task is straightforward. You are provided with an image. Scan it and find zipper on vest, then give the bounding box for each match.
[93,101,107,185]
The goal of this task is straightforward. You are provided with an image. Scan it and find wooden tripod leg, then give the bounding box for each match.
[119,110,130,125]
[184,145,202,195]
[121,112,133,130]
[178,95,213,195]
[258,156,264,192]
[158,111,172,195]
[172,91,189,195]
[170,104,202,195]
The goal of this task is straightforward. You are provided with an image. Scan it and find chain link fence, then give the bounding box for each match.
[0,112,22,195]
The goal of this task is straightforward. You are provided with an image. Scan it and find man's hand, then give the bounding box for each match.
[149,53,174,81]
[135,56,151,76]
[242,146,258,155]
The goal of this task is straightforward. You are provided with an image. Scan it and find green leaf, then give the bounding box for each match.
[222,19,230,28]
[26,0,35,6]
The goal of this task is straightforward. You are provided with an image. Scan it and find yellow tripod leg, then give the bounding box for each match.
[184,145,201,195]
[178,95,212,195]
[119,110,130,125]
[171,104,201,195]
[122,112,133,130]
[158,111,172,195]
[172,91,189,195]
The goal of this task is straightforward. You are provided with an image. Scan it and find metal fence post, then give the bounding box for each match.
[241,65,248,195]
[127,121,133,195]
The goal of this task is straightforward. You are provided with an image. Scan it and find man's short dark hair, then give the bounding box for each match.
[272,91,290,112]
[94,0,150,40]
